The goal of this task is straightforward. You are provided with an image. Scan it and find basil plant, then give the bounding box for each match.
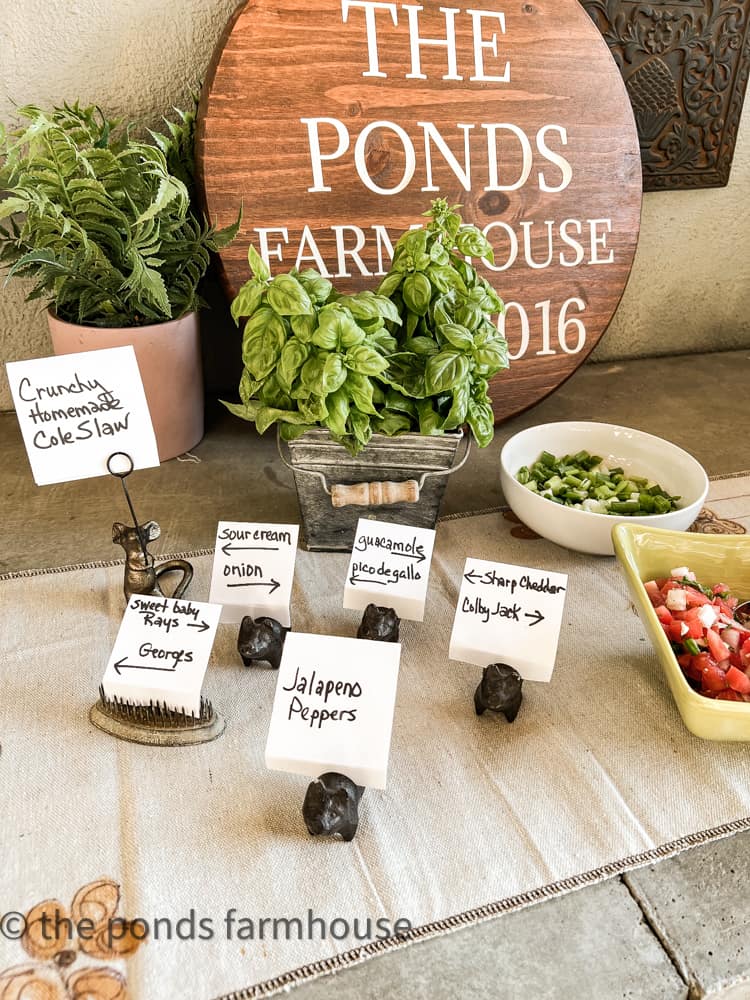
[225,199,509,455]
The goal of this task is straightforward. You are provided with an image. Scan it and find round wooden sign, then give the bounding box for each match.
[197,0,641,422]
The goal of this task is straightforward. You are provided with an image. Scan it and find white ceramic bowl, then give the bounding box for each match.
[499,422,709,556]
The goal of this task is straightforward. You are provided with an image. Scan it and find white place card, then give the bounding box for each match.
[449,558,569,682]
[208,521,299,626]
[343,518,436,621]
[6,347,159,486]
[102,595,222,715]
[265,632,401,789]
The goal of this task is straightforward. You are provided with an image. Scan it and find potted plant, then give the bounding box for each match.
[0,102,239,460]
[224,199,508,549]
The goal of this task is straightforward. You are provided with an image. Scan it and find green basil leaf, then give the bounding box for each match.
[429,240,449,265]
[344,343,389,376]
[376,410,412,436]
[455,226,493,263]
[344,292,382,321]
[439,322,474,350]
[297,393,328,422]
[402,272,432,315]
[396,228,427,255]
[277,339,310,391]
[248,244,270,282]
[242,309,287,379]
[239,368,261,404]
[455,301,483,332]
[451,258,477,288]
[259,373,293,409]
[372,294,402,324]
[417,399,444,436]
[385,388,418,416]
[346,373,379,415]
[279,422,314,442]
[473,339,509,374]
[443,381,470,430]
[467,396,495,448]
[267,273,314,316]
[325,388,350,437]
[243,307,287,343]
[311,323,338,350]
[425,350,470,394]
[298,269,333,304]
[406,336,439,356]
[428,264,466,294]
[321,353,347,393]
[348,410,372,447]
[481,279,504,313]
[377,271,404,298]
[255,405,311,435]
[300,354,327,394]
[230,279,264,325]
[242,335,281,380]
[432,293,455,329]
[315,305,364,349]
[383,353,428,398]
[222,398,259,422]
[290,314,316,342]
[367,329,398,354]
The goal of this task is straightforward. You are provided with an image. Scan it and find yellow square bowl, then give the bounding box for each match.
[612,523,750,741]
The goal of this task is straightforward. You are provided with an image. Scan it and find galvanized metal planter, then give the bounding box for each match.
[279,429,470,551]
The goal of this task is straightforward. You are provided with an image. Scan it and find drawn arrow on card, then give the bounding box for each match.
[113,657,177,675]
[524,610,545,627]
[221,542,279,557]
[464,569,483,585]
[226,578,281,594]
[186,620,211,633]
[356,545,425,563]
[350,572,388,587]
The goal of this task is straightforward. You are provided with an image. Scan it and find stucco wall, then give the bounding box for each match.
[1,0,748,409]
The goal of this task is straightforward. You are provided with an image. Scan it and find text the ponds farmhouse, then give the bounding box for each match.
[198,0,641,420]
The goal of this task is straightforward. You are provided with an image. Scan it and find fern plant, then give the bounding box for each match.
[0,102,239,327]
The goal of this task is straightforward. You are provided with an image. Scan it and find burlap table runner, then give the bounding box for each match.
[1,476,749,1000]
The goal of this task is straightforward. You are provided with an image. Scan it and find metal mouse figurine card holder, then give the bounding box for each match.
[89,453,224,747]
[107,452,193,603]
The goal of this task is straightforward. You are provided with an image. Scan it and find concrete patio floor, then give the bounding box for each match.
[2,348,749,999]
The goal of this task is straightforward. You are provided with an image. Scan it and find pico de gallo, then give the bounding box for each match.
[645,569,750,701]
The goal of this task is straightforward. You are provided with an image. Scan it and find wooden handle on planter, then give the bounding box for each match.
[331,480,420,508]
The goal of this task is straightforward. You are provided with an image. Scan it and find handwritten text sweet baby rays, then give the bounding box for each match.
[251,2,617,362]
[16,372,129,450]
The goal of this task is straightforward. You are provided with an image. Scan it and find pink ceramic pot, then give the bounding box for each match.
[46,310,204,462]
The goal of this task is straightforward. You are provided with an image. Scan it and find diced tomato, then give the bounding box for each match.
[653,570,750,704]
[668,620,686,642]
[655,605,673,625]
[706,628,731,663]
[727,666,750,694]
[682,655,704,683]
[644,580,664,607]
[701,662,729,692]
[684,588,710,607]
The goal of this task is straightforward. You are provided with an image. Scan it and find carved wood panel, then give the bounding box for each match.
[580,0,750,189]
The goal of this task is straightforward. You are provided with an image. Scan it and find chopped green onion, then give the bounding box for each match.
[514,449,681,517]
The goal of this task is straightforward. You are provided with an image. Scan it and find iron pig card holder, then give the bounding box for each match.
[89,451,225,747]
